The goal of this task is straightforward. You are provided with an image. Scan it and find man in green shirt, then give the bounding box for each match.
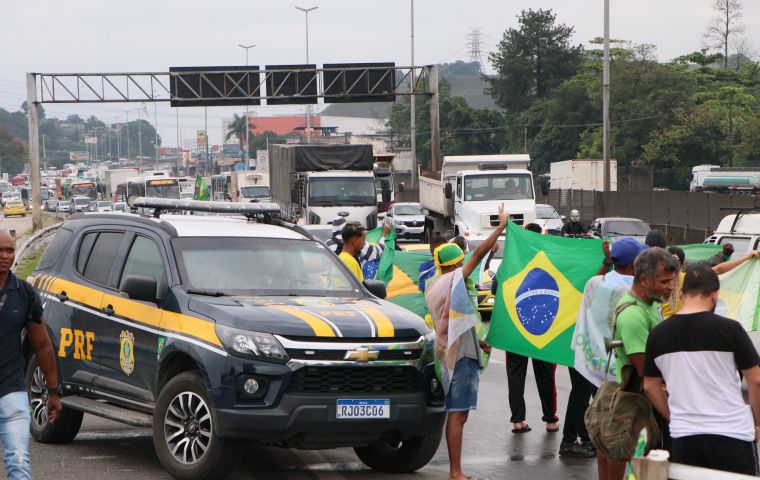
[598,247,679,480]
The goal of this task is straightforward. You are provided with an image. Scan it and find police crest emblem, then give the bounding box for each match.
[120,330,135,375]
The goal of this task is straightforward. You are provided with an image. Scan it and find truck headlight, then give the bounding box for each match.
[215,325,288,363]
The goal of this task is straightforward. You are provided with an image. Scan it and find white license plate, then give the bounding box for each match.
[336,400,390,419]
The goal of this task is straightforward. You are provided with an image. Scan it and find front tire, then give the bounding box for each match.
[354,431,442,473]
[25,355,83,443]
[152,371,239,480]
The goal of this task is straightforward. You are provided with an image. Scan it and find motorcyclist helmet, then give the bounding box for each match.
[570,209,580,222]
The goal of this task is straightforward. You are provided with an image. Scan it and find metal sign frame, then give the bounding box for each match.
[25,65,441,231]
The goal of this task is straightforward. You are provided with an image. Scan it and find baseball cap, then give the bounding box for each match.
[611,237,648,267]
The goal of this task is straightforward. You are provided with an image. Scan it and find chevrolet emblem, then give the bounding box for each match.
[344,347,379,362]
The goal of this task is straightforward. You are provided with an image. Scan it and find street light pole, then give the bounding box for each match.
[238,43,255,163]
[296,6,318,144]
[124,110,131,160]
[602,0,611,192]
[410,0,417,188]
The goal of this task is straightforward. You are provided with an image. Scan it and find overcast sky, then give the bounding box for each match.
[2,0,758,147]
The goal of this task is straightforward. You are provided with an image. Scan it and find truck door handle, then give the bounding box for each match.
[57,292,68,302]
[102,305,114,316]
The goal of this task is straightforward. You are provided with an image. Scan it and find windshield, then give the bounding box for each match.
[97,201,113,207]
[241,185,270,198]
[536,205,559,219]
[468,239,506,260]
[604,220,650,236]
[464,174,533,201]
[146,182,180,199]
[173,237,361,296]
[70,184,97,200]
[59,201,71,207]
[0,183,11,194]
[309,177,376,206]
[394,204,423,216]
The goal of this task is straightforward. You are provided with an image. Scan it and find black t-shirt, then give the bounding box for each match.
[644,311,760,440]
[0,273,43,398]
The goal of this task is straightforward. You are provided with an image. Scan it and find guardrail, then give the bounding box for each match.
[11,223,60,271]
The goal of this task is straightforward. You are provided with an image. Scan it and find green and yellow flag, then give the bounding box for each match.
[488,222,604,366]
[194,174,209,201]
[716,258,760,331]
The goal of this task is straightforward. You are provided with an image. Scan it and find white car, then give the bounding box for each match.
[1,191,20,206]
[387,202,426,241]
[95,200,114,212]
[72,196,93,212]
[535,204,564,233]
[56,201,73,214]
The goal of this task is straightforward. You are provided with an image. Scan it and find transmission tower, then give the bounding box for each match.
[466,28,484,71]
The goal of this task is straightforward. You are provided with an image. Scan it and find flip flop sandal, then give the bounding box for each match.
[511,424,532,433]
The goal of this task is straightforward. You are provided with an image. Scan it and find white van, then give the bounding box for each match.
[705,213,760,255]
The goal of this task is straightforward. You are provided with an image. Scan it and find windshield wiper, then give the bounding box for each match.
[186,289,227,297]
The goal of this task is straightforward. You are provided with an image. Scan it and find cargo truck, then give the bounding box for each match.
[549,159,618,191]
[419,154,536,241]
[230,170,270,202]
[269,144,378,228]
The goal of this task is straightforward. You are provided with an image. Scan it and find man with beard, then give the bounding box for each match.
[595,247,679,480]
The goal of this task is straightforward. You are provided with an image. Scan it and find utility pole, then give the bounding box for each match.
[728,91,735,167]
[296,6,317,144]
[107,127,112,161]
[137,108,143,165]
[602,0,612,192]
[26,73,42,231]
[410,0,418,186]
[154,102,159,169]
[204,107,209,175]
[429,65,441,172]
[124,110,131,160]
[176,108,180,174]
[42,134,47,171]
[238,43,255,162]
[115,116,121,160]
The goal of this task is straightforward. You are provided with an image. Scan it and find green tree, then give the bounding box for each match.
[120,119,160,159]
[0,125,28,176]
[225,114,252,157]
[486,9,583,114]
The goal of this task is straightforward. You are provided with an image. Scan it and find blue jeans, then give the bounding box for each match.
[0,391,31,480]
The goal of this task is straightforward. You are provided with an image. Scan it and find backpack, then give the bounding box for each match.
[584,301,662,461]
[21,279,38,322]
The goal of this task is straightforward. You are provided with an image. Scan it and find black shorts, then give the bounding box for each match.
[671,434,759,476]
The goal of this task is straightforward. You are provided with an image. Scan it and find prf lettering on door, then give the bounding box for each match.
[58,328,95,361]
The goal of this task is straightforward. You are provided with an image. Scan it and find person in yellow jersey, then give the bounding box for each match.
[337,222,366,281]
[662,246,759,319]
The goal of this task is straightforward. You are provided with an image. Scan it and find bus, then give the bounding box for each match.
[116,177,181,202]
[11,176,25,187]
[65,181,98,201]
[210,173,232,201]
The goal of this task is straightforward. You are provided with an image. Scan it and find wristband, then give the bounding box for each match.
[48,385,63,397]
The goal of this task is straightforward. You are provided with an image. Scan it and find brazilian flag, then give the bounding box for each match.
[488,221,604,366]
[194,174,209,201]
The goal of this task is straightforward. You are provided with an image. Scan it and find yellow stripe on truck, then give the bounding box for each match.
[161,310,223,347]
[271,305,337,337]
[360,306,395,337]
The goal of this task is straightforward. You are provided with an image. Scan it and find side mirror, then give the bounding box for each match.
[290,187,300,204]
[444,183,453,199]
[121,275,157,304]
[398,183,405,193]
[363,279,387,299]
[423,209,430,216]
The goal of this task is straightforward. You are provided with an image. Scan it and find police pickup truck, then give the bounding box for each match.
[24,198,444,480]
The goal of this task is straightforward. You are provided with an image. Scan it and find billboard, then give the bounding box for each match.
[197,130,207,147]
[169,66,262,107]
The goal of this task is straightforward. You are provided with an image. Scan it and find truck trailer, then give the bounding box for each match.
[269,144,378,228]
[419,154,536,241]
[549,159,618,191]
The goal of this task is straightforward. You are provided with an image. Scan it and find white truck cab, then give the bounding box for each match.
[419,154,536,241]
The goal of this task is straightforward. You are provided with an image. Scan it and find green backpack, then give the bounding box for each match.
[584,301,662,462]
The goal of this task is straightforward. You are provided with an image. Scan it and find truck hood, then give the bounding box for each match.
[461,199,535,216]
[188,295,430,339]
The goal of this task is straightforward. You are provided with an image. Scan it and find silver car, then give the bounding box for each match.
[56,201,73,214]
[387,202,427,241]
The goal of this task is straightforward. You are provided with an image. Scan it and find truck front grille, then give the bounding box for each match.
[487,213,524,226]
[287,366,419,394]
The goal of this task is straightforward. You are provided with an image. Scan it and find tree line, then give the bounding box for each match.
[389,1,760,189]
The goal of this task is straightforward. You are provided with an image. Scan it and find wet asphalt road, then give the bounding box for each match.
[21,359,597,480]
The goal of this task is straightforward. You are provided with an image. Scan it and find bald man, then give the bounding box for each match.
[0,230,61,479]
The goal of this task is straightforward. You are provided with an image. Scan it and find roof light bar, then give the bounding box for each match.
[130,197,281,218]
